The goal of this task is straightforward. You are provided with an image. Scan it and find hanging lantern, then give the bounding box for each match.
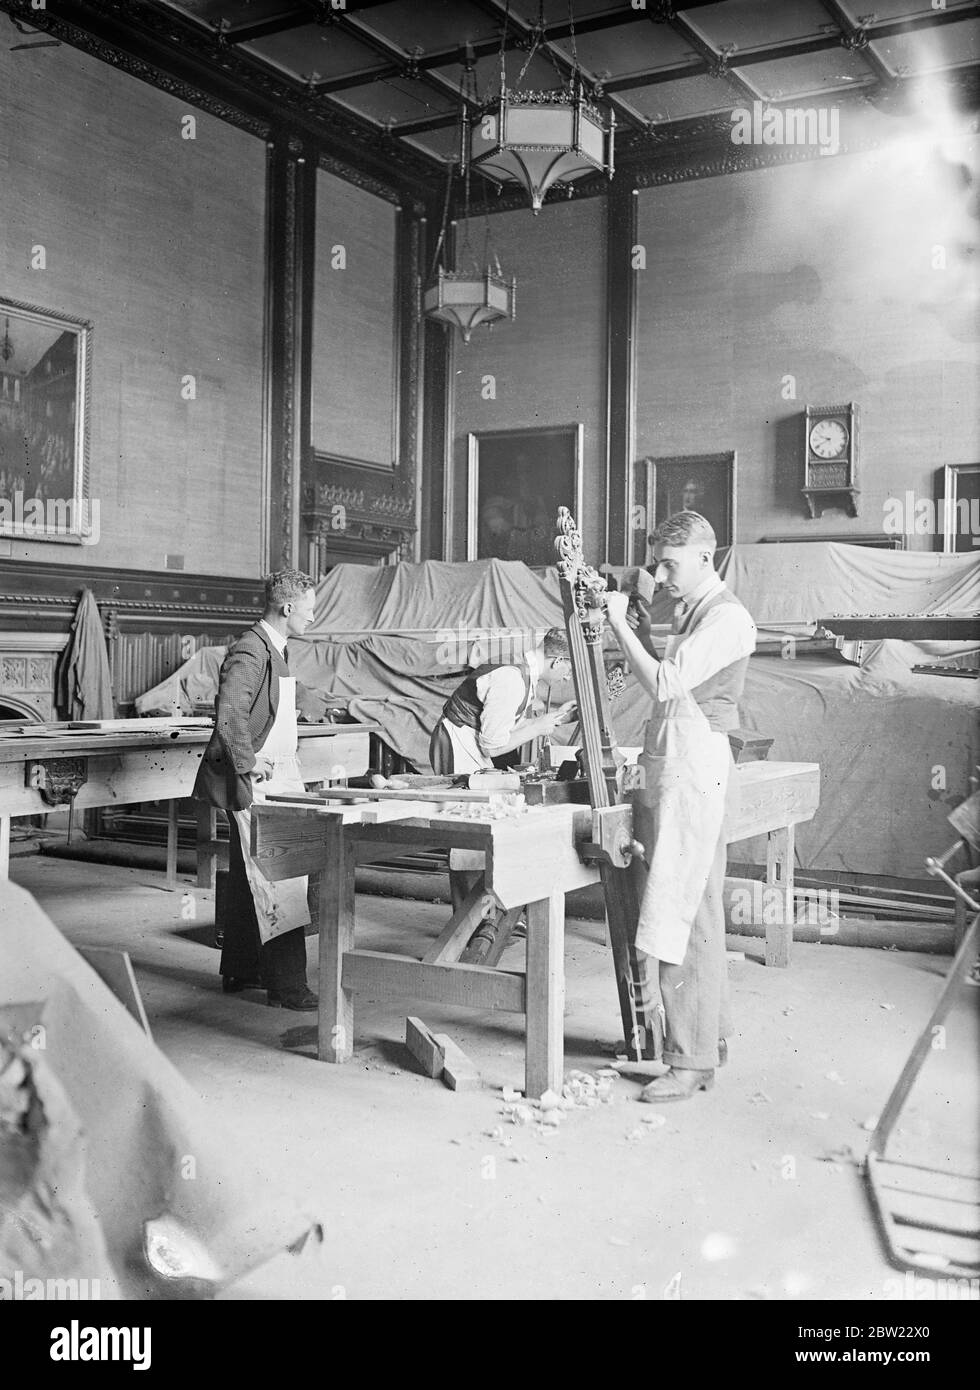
[422,265,516,345]
[467,78,615,214]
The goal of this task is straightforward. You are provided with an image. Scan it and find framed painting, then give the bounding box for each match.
[635,451,736,563]
[0,296,93,544]
[941,463,980,553]
[467,424,584,566]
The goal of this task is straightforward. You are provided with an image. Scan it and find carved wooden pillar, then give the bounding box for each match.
[604,178,639,567]
[264,134,316,572]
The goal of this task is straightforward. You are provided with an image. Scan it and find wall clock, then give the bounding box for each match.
[802,402,859,518]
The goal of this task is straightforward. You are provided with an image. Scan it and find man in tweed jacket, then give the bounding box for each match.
[194,570,318,1008]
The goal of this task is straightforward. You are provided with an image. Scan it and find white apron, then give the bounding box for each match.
[631,633,731,965]
[231,675,311,944]
[439,670,536,873]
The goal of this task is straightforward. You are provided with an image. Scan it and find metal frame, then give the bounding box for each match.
[466,422,584,563]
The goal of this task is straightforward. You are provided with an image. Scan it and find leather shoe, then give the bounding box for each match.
[222,975,262,994]
[267,988,318,1011]
[639,1068,714,1103]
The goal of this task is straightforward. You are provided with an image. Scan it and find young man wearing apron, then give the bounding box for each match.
[194,570,319,1011]
[605,512,756,1102]
[429,629,577,914]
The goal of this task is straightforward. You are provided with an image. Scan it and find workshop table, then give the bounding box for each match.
[250,760,819,1098]
[0,719,375,887]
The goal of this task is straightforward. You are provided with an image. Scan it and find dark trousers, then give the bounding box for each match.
[218,811,308,993]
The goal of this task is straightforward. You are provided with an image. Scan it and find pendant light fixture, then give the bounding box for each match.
[465,0,615,215]
[422,58,516,345]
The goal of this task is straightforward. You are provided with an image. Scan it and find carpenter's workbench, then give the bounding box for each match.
[0,719,375,886]
[251,760,819,1098]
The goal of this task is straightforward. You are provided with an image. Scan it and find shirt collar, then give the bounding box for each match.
[679,570,724,613]
[258,618,288,658]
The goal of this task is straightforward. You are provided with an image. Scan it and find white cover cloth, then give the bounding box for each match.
[231,676,310,945]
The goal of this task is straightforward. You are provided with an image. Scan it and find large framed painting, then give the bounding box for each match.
[467,424,584,566]
[635,451,736,563]
[0,296,93,544]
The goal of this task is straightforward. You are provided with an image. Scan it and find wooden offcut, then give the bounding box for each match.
[405,1017,444,1078]
[432,1034,480,1091]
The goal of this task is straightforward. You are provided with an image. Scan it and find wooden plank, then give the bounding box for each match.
[432,1033,481,1091]
[165,798,179,890]
[250,805,337,880]
[524,889,565,1101]
[77,947,152,1039]
[317,819,356,1064]
[341,951,526,1013]
[196,802,218,889]
[765,824,795,968]
[726,763,820,843]
[483,807,597,911]
[405,1016,444,1078]
[421,879,495,964]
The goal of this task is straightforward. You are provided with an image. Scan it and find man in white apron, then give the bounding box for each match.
[605,512,756,1102]
[194,571,319,1010]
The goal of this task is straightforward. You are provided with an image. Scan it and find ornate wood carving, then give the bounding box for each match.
[554,507,655,1061]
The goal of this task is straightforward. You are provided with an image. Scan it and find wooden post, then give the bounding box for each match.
[317,816,357,1064]
[525,888,565,1101]
[196,803,218,889]
[0,815,9,880]
[165,799,179,890]
[765,823,795,968]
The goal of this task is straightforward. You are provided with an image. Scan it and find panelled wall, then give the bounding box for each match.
[1,40,268,576]
[635,146,980,550]
[450,199,607,561]
[451,142,978,560]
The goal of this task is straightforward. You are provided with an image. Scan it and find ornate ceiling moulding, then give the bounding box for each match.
[13,0,437,200]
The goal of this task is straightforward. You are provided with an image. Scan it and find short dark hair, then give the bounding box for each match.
[264,569,315,607]
[542,628,569,658]
[650,510,716,551]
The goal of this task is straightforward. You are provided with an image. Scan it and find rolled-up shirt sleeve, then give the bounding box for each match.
[476,666,528,755]
[655,604,756,702]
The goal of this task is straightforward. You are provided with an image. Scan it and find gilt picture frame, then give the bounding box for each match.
[0,296,94,544]
[467,423,584,566]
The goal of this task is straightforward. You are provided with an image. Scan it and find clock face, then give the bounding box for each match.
[809,418,849,459]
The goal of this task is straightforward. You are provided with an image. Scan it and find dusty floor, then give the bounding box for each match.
[10,852,979,1302]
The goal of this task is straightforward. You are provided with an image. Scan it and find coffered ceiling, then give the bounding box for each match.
[4,0,979,201]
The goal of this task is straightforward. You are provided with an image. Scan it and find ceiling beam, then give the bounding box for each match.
[219,0,399,46]
[464,0,648,131]
[814,0,893,85]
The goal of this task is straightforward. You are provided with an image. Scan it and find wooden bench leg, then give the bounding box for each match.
[165,799,179,890]
[525,888,564,1100]
[317,818,356,1064]
[765,824,795,968]
[196,803,218,889]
